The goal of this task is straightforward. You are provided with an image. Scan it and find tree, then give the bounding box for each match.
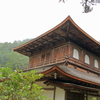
[59,0,100,13]
[0,39,30,69]
[8,52,29,70]
[0,67,49,100]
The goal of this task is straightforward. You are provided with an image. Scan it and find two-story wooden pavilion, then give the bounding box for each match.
[13,16,100,100]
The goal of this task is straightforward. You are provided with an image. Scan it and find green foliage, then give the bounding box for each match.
[0,39,31,69]
[0,67,48,100]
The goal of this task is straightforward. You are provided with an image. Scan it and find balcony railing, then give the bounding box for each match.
[25,56,100,74]
[29,56,65,68]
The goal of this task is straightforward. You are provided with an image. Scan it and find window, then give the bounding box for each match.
[85,55,90,64]
[41,53,46,62]
[73,49,79,59]
[94,59,98,68]
[46,52,51,61]
[41,52,51,61]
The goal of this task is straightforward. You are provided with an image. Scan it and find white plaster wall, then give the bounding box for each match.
[55,87,65,100]
[36,81,54,100]
[43,90,54,100]
[36,81,65,100]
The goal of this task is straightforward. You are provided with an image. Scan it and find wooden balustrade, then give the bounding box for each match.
[29,56,65,68]
[25,56,100,74]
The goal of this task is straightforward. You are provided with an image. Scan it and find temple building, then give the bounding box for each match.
[13,16,100,100]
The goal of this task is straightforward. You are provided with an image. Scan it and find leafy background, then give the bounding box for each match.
[0,39,31,70]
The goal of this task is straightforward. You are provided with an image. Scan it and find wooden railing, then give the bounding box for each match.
[29,56,65,68]
[26,56,100,74]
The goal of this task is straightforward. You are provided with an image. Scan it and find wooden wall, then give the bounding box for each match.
[29,42,100,69]
[29,44,68,68]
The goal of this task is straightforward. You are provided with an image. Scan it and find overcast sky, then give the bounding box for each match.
[0,0,100,43]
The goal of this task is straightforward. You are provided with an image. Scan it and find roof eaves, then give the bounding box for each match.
[13,16,71,51]
[13,16,100,52]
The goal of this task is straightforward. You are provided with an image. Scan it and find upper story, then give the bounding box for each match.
[28,41,100,73]
[13,16,100,74]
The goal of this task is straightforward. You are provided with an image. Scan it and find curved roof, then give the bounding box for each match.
[23,65,100,86]
[13,16,100,56]
[42,66,100,86]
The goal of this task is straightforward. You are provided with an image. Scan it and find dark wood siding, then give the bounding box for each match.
[66,92,84,100]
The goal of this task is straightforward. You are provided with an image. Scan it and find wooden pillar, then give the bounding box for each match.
[53,86,56,100]
[65,90,67,100]
[86,94,88,100]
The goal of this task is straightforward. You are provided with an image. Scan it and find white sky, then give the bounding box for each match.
[0,0,100,43]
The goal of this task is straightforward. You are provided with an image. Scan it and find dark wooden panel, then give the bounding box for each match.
[66,92,84,100]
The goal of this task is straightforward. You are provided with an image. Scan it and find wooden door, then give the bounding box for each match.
[66,92,84,100]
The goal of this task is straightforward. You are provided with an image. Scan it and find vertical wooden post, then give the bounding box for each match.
[65,90,68,100]
[53,86,56,100]
[86,94,88,100]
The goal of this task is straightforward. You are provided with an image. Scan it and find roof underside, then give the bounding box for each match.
[13,16,100,57]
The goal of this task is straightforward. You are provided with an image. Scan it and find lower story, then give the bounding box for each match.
[37,81,100,100]
[26,65,100,100]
